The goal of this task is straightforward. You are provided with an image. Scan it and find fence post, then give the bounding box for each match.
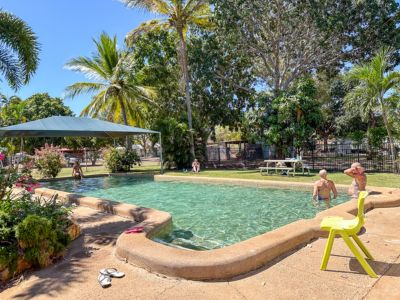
[312,148,315,170]
[218,147,221,165]
[357,144,360,162]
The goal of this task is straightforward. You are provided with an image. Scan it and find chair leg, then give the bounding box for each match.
[351,234,374,260]
[320,230,335,270]
[341,233,378,278]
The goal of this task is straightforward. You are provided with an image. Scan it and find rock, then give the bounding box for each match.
[16,257,31,274]
[0,268,10,282]
[67,221,81,241]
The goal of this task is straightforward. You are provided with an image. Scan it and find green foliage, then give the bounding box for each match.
[265,78,323,154]
[16,215,60,267]
[368,127,388,148]
[0,10,40,90]
[345,47,400,161]
[154,118,191,169]
[0,93,74,153]
[35,144,65,178]
[103,147,141,173]
[65,33,156,128]
[307,0,400,66]
[0,245,18,273]
[0,164,71,278]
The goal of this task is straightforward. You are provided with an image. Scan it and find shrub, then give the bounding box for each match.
[103,147,140,173]
[35,144,65,178]
[0,160,72,279]
[154,118,191,169]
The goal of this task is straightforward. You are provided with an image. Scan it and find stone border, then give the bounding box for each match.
[34,176,400,281]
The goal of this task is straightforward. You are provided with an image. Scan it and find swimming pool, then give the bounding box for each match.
[44,176,349,250]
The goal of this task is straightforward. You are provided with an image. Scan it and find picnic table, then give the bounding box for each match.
[259,159,309,176]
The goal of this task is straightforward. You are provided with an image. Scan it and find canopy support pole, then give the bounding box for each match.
[20,137,24,154]
[159,132,163,174]
[84,148,88,172]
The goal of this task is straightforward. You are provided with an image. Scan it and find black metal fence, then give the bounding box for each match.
[302,142,399,173]
[207,142,399,173]
[207,144,263,162]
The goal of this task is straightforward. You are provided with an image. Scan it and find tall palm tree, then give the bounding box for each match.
[345,47,400,166]
[64,33,156,128]
[0,10,39,90]
[121,0,212,159]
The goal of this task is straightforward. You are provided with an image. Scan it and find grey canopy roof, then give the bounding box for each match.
[0,116,159,138]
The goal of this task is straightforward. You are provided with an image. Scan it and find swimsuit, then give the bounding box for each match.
[352,179,359,198]
[318,195,329,201]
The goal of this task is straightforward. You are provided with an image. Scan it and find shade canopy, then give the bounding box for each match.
[0,116,159,138]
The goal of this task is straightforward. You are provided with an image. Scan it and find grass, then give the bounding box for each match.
[165,169,400,188]
[34,164,399,188]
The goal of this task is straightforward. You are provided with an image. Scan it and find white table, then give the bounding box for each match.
[259,159,306,176]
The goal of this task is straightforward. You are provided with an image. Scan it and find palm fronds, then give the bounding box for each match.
[0,10,40,89]
[65,32,157,126]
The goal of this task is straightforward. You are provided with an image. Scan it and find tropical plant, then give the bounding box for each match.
[345,47,400,165]
[154,117,191,169]
[122,0,213,159]
[265,78,323,156]
[0,158,72,280]
[0,10,39,90]
[65,33,156,127]
[102,147,140,172]
[34,144,65,178]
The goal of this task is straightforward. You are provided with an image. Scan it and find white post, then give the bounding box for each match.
[159,132,163,174]
[84,147,88,171]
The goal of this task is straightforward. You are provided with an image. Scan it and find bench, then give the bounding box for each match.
[259,166,293,176]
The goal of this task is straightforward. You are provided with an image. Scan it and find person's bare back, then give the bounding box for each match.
[313,170,337,208]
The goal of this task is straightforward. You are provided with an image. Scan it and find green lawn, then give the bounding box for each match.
[165,169,400,188]
[35,165,399,188]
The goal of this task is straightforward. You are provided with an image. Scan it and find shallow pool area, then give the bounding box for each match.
[44,176,349,250]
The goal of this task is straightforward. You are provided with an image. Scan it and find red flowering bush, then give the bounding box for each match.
[35,144,65,178]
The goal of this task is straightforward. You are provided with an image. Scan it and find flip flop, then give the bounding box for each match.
[98,273,111,288]
[125,226,144,234]
[100,268,125,278]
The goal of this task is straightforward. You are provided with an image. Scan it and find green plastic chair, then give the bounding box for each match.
[320,191,377,278]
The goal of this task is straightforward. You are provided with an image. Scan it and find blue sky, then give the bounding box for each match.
[0,0,155,114]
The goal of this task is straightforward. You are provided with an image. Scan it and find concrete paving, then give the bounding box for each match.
[1,206,400,300]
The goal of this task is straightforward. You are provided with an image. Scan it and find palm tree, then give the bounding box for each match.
[121,0,212,159]
[64,33,156,128]
[345,47,400,167]
[0,10,39,90]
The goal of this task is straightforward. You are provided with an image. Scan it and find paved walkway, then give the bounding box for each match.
[1,205,400,300]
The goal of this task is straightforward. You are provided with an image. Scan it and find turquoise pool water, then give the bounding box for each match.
[44,176,349,250]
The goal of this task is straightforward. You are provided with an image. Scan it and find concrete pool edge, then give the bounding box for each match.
[33,178,400,281]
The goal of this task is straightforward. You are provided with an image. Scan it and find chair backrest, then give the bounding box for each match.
[354,191,369,232]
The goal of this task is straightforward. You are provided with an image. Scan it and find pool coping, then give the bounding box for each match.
[33,174,400,280]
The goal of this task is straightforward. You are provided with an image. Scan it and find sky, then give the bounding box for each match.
[0,0,155,115]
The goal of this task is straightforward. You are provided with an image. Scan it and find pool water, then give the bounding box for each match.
[44,176,349,250]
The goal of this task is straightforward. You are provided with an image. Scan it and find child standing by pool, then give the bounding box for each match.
[312,169,338,208]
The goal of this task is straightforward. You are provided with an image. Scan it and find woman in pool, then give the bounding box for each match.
[192,159,200,173]
[72,161,84,179]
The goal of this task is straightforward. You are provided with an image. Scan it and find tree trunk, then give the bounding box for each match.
[120,99,132,151]
[177,26,195,161]
[380,100,397,171]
